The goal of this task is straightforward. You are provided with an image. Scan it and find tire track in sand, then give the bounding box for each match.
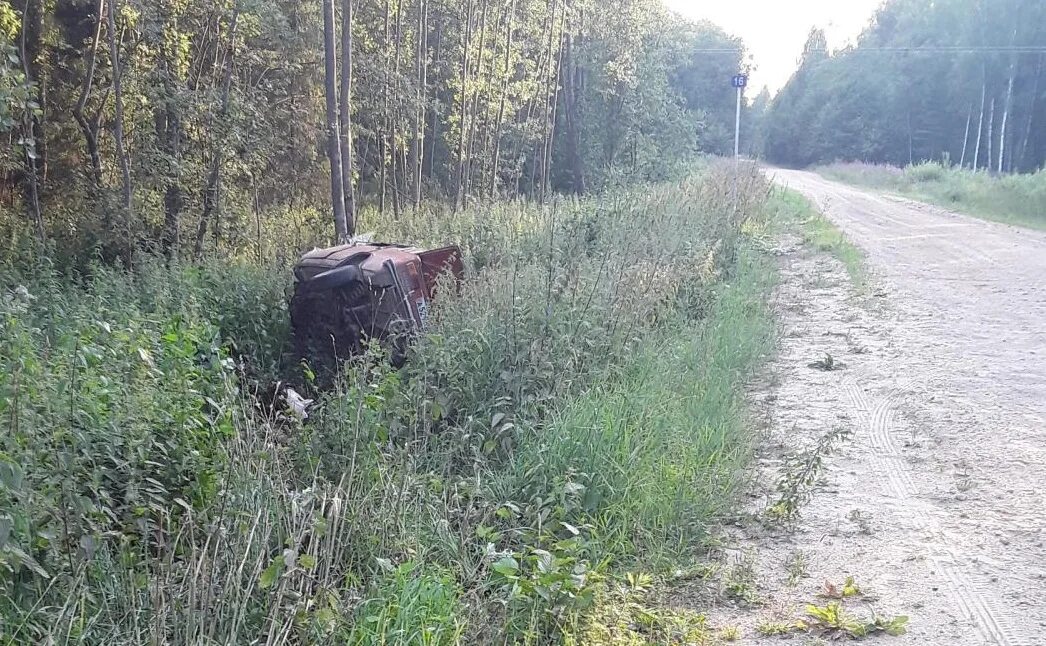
[844,381,1033,646]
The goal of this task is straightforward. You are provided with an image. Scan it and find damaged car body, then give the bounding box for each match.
[290,242,464,372]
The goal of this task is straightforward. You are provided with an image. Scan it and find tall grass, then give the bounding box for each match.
[819,161,1046,230]
[768,188,865,286]
[0,162,776,644]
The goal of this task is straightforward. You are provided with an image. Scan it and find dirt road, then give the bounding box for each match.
[707,170,1046,644]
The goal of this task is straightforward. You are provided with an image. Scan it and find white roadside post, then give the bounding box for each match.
[730,73,747,210]
[731,73,747,158]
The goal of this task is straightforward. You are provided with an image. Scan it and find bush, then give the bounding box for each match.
[0,163,777,643]
[904,161,947,183]
[820,161,1046,230]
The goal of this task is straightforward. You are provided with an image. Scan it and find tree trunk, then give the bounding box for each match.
[17,0,45,239]
[959,105,971,169]
[378,0,391,215]
[514,0,555,196]
[998,51,1017,174]
[973,75,985,169]
[426,15,442,181]
[561,28,584,193]
[986,96,995,173]
[488,0,516,198]
[21,0,46,181]
[323,0,348,240]
[537,0,561,199]
[462,0,490,205]
[392,0,404,219]
[410,0,427,208]
[158,64,184,256]
[194,6,241,257]
[73,0,105,190]
[905,110,913,166]
[339,0,356,238]
[1017,54,1042,171]
[453,0,474,210]
[106,0,133,216]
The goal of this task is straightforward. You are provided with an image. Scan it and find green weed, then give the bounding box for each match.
[786,550,809,586]
[0,163,779,643]
[821,161,1046,231]
[803,601,908,638]
[765,427,852,525]
[722,551,761,606]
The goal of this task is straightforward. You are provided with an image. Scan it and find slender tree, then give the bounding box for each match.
[998,48,1017,173]
[17,0,44,239]
[973,74,986,169]
[72,0,105,190]
[411,0,427,208]
[106,0,133,216]
[453,0,474,210]
[959,105,971,168]
[323,0,348,240]
[339,0,356,237]
[194,5,241,257]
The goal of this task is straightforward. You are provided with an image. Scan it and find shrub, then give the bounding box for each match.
[0,163,776,643]
[820,161,1046,230]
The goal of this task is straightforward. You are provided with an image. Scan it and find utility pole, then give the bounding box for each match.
[732,73,747,158]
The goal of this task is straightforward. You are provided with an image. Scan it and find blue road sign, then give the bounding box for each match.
[731,74,748,88]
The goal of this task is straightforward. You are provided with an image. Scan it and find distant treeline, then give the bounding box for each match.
[761,0,1046,172]
[0,0,745,257]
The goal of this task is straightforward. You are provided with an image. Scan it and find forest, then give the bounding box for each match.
[3,0,1042,642]
[0,0,777,643]
[0,0,744,258]
[762,0,1046,171]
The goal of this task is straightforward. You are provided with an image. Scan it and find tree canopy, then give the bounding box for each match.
[0,0,746,256]
[763,0,1046,172]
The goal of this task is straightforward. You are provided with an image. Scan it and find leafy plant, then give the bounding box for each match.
[0,166,780,643]
[819,576,862,599]
[756,620,802,636]
[722,551,761,606]
[803,602,908,638]
[786,549,809,586]
[562,575,715,646]
[765,426,852,524]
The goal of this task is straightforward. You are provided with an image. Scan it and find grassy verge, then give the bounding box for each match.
[0,163,777,644]
[768,187,865,287]
[819,161,1046,231]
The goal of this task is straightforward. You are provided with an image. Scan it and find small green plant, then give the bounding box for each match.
[780,189,865,285]
[786,549,809,586]
[846,509,874,534]
[722,551,761,605]
[757,620,803,636]
[807,353,845,371]
[765,427,852,524]
[819,576,862,599]
[803,601,908,638]
[563,575,715,645]
[718,625,741,641]
[346,562,467,645]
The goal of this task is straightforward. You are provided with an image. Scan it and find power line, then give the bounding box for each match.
[687,46,1046,54]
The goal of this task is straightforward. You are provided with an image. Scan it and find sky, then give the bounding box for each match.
[663,0,885,94]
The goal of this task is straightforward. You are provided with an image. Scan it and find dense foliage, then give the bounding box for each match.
[0,0,779,641]
[821,160,1046,230]
[763,0,1046,172]
[0,163,775,643]
[0,0,746,257]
